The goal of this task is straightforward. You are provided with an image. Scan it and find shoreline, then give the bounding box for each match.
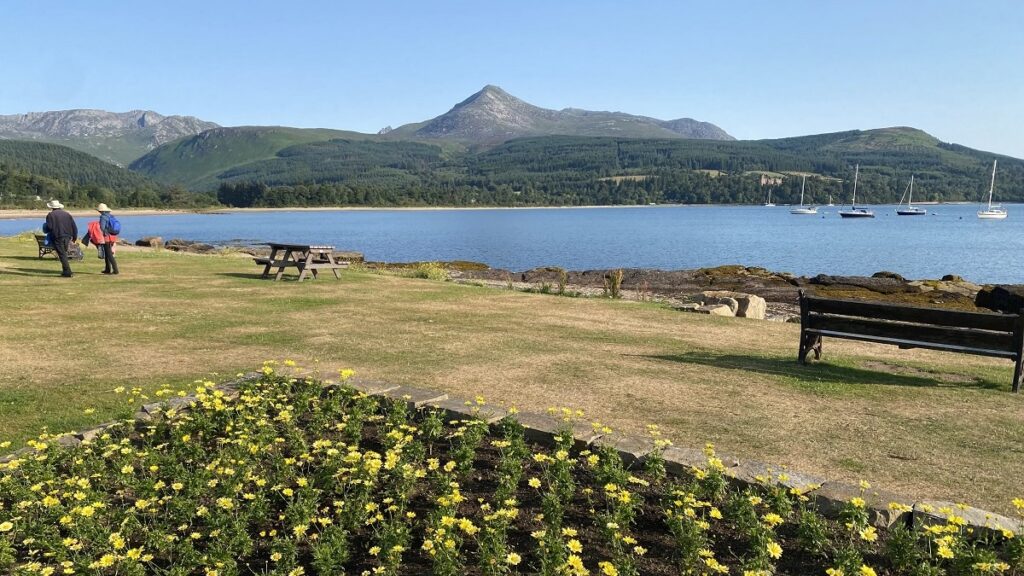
[0,201,988,220]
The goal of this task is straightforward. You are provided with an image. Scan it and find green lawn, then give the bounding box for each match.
[0,235,1021,513]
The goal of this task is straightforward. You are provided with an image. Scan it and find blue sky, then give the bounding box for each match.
[2,0,1023,157]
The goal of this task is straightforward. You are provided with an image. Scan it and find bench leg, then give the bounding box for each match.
[798,332,821,365]
[1013,358,1023,393]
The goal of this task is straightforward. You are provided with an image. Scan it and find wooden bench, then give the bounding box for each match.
[35,234,54,259]
[798,290,1024,392]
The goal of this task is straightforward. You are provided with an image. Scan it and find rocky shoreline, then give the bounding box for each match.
[134,237,1024,322]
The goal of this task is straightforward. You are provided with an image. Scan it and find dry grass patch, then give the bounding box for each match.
[1,236,1023,513]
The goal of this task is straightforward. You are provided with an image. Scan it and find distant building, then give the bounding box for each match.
[759,174,783,187]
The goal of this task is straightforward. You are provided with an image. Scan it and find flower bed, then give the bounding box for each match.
[1,368,1022,576]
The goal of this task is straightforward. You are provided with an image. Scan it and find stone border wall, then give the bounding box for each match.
[2,369,1020,538]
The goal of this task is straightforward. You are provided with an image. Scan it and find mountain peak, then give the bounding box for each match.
[408,87,733,144]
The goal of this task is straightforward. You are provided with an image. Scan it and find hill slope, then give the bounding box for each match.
[391,85,733,144]
[129,126,375,189]
[0,109,218,166]
[0,139,215,208]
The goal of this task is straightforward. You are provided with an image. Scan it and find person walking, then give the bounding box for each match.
[96,203,120,274]
[43,200,78,278]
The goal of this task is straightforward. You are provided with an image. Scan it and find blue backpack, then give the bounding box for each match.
[104,215,122,235]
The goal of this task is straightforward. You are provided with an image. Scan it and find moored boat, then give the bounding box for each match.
[838,164,875,218]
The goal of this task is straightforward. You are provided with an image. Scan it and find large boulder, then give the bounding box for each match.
[698,290,766,319]
[697,304,734,316]
[135,236,162,248]
[975,285,1024,313]
[809,274,907,295]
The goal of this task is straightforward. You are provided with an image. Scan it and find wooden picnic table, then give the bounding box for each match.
[254,243,348,281]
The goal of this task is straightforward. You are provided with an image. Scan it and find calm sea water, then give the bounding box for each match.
[3,205,1023,283]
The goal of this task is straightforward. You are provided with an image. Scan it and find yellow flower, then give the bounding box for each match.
[528,478,542,489]
[599,561,618,576]
[859,526,878,542]
[859,566,877,576]
[0,521,13,532]
[849,497,866,509]
[567,539,583,553]
[765,541,782,559]
[505,552,521,565]
[270,552,282,562]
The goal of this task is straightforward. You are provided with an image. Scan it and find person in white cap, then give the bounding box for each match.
[43,199,78,277]
[96,203,120,274]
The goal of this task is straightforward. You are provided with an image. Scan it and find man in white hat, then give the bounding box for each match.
[43,199,78,277]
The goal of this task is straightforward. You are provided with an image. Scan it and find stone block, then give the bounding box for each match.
[0,447,34,464]
[379,385,448,411]
[423,397,507,424]
[726,460,826,493]
[810,481,914,528]
[913,500,1023,538]
[55,434,82,449]
[662,445,740,477]
[347,377,401,396]
[76,422,119,443]
[513,411,602,450]
[591,434,656,467]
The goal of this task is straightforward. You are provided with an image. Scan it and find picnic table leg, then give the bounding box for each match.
[327,253,342,279]
[296,252,313,281]
[1013,315,1024,393]
[262,247,279,279]
[275,249,293,281]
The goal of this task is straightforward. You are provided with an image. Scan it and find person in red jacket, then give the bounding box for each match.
[96,203,119,274]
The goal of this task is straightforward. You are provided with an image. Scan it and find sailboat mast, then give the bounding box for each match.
[909,174,914,207]
[800,175,806,206]
[852,164,859,208]
[989,160,997,208]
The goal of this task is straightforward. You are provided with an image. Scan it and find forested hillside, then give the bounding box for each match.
[0,140,213,208]
[210,129,1024,207]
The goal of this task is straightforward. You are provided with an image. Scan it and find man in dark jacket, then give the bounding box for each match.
[43,200,78,277]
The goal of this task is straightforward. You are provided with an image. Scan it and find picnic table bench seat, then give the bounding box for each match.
[798,290,1024,392]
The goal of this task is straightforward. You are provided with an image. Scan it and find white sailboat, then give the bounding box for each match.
[896,174,926,215]
[827,195,834,206]
[977,160,1007,219]
[790,175,818,214]
[764,189,775,207]
[839,164,874,218]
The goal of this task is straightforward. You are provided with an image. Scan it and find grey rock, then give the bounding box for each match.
[975,285,1024,313]
[662,446,740,476]
[136,236,163,248]
[346,377,401,396]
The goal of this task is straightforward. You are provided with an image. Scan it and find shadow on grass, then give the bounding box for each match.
[644,351,1004,391]
[216,272,270,281]
[3,267,83,277]
[5,255,55,261]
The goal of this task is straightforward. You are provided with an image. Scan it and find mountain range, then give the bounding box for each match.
[1,85,1022,208]
[0,109,218,166]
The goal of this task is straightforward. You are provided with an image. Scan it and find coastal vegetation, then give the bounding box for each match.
[1,235,1022,515]
[2,369,1021,575]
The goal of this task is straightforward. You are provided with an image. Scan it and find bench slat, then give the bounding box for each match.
[805,329,1019,359]
[803,295,1017,332]
[807,315,1017,354]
